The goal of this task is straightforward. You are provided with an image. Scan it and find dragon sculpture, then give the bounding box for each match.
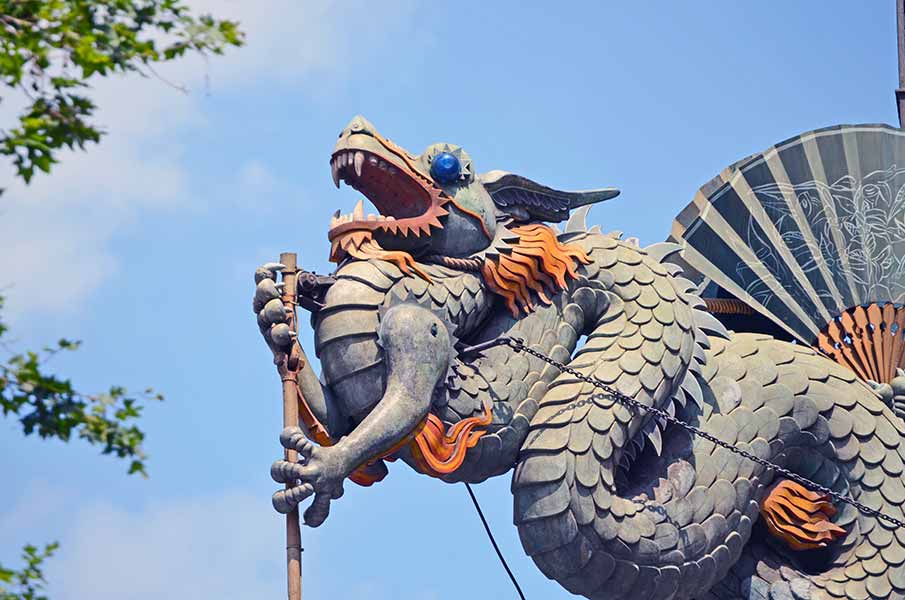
[253,116,905,600]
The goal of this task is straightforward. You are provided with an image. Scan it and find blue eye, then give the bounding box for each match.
[430,152,460,184]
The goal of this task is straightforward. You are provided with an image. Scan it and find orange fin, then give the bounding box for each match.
[761,480,847,551]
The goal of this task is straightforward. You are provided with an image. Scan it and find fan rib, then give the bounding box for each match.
[866,304,888,383]
[883,303,897,383]
[692,189,820,337]
[731,172,834,324]
[676,238,803,343]
[892,306,905,372]
[762,150,848,316]
[816,303,905,384]
[800,134,863,306]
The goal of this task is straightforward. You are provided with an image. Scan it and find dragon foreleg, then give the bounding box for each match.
[271,303,455,523]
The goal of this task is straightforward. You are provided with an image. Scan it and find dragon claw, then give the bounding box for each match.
[272,427,348,524]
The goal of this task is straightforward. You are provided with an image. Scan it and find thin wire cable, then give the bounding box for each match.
[464,483,527,600]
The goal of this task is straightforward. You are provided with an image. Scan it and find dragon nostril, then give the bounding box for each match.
[430,323,438,337]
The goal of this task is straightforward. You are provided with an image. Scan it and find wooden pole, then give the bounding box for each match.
[278,252,302,600]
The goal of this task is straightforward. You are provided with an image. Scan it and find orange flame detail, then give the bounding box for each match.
[409,404,493,477]
[483,224,590,316]
[343,405,493,486]
[760,480,847,551]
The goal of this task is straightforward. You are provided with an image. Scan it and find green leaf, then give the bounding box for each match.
[0,295,164,476]
[0,0,245,185]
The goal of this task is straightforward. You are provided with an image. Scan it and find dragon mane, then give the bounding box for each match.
[482,224,590,316]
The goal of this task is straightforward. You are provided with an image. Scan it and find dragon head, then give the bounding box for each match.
[328,115,621,272]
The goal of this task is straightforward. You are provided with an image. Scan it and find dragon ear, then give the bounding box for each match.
[478,170,620,223]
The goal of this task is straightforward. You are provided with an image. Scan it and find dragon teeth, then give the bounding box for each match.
[353,199,364,220]
[354,151,364,177]
[331,161,340,188]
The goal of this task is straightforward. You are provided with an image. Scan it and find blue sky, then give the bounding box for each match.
[0,2,898,598]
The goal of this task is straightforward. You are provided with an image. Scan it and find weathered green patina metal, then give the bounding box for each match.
[254,117,905,600]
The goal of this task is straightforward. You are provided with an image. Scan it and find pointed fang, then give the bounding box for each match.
[354,151,364,177]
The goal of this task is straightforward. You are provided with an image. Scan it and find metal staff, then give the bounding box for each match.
[277,252,302,600]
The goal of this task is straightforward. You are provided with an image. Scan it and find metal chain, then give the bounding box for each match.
[487,336,905,530]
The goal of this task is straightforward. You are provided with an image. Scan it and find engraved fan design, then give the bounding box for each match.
[668,124,905,383]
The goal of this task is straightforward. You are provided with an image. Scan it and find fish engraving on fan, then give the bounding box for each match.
[255,118,905,599]
[740,166,905,324]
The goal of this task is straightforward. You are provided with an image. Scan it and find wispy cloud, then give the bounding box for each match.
[46,492,283,600]
[0,0,416,322]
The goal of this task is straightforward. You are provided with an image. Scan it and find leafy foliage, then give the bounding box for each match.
[0,543,57,600]
[0,298,163,476]
[0,0,244,186]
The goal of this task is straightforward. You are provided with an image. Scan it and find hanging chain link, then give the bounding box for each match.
[466,335,905,530]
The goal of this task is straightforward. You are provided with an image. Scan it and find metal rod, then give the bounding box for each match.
[897,1,905,126]
[278,252,302,600]
[899,1,905,88]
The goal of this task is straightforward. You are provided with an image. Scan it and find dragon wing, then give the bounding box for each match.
[479,170,620,223]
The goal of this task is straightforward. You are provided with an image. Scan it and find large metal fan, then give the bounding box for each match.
[669,124,905,383]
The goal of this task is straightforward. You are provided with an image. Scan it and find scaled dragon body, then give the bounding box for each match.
[254,117,905,599]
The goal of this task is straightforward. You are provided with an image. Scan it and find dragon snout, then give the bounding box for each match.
[338,114,378,141]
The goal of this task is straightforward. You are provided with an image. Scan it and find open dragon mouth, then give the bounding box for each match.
[327,147,449,267]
